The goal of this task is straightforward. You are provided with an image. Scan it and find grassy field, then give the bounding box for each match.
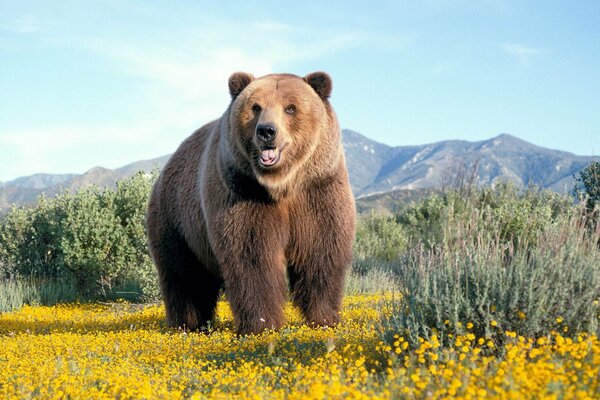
[1,294,599,399]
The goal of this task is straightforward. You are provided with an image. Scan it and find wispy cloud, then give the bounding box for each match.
[0,9,389,180]
[1,17,42,34]
[53,18,376,138]
[501,43,546,65]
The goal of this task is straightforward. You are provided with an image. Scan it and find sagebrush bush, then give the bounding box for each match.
[382,197,600,347]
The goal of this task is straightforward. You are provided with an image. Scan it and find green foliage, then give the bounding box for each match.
[0,171,159,303]
[352,214,408,283]
[482,184,570,249]
[396,182,572,249]
[396,193,456,248]
[574,161,600,211]
[354,214,408,262]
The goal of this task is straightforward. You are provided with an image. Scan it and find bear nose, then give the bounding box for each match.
[256,124,277,142]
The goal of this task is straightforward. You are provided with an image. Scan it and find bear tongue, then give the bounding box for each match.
[261,148,277,161]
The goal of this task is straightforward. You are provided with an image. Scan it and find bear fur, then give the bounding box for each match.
[146,72,356,335]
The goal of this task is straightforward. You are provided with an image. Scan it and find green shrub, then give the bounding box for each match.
[574,161,600,211]
[113,174,159,299]
[396,193,450,249]
[0,171,160,303]
[483,183,573,246]
[396,182,572,250]
[353,214,408,276]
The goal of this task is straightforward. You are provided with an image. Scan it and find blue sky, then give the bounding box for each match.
[1,1,599,182]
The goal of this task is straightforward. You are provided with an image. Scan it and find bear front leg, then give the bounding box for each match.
[222,253,288,335]
[288,253,350,328]
[288,186,355,328]
[209,202,290,335]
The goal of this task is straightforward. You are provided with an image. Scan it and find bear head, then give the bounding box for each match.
[226,72,336,193]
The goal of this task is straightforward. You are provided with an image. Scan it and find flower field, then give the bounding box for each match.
[1,294,599,399]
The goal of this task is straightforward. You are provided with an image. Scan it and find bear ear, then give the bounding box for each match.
[228,72,254,98]
[304,71,332,100]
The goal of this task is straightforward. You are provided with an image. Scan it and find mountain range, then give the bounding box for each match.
[0,130,595,213]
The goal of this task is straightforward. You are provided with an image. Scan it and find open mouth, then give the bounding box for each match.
[259,146,282,167]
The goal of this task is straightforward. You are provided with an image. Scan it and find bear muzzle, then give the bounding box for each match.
[259,145,284,167]
[256,123,286,167]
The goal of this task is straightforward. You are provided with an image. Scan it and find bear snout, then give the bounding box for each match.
[256,123,277,143]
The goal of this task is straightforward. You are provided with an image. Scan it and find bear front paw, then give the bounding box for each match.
[306,313,340,329]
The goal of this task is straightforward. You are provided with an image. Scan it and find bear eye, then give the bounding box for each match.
[285,105,296,115]
[252,103,262,113]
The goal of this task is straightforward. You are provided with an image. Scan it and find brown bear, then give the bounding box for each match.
[146,71,356,335]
